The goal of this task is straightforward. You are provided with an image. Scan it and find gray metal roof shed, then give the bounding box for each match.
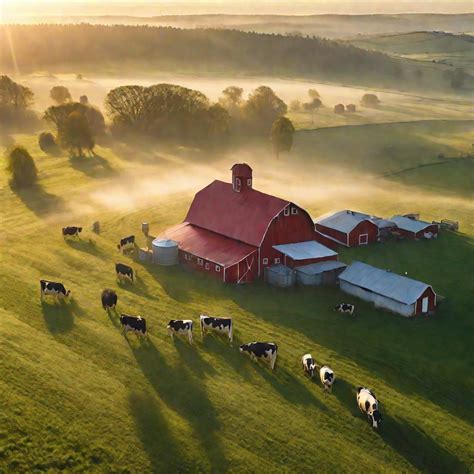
[296,260,347,275]
[338,261,433,304]
[390,215,434,233]
[314,210,369,233]
[273,240,337,260]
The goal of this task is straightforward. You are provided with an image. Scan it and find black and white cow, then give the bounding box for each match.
[101,289,118,311]
[115,263,134,283]
[120,314,147,337]
[62,226,82,239]
[117,235,135,253]
[301,353,317,378]
[40,280,71,301]
[200,314,233,343]
[167,320,193,344]
[334,303,355,316]
[357,387,382,429]
[239,342,278,370]
[319,366,336,392]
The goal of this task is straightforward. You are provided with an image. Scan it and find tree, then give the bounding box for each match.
[6,145,37,188]
[58,111,94,157]
[289,99,302,112]
[334,104,345,114]
[346,104,356,113]
[308,88,320,100]
[361,93,381,107]
[0,75,34,109]
[50,86,72,104]
[79,95,89,105]
[218,86,244,116]
[270,116,295,159]
[242,86,287,134]
[38,131,56,152]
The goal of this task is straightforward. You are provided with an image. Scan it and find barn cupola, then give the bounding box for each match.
[231,163,253,192]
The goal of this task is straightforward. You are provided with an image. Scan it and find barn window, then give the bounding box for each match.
[263,257,269,265]
[291,207,298,215]
[215,265,221,272]
[233,177,241,192]
[247,178,252,187]
[284,208,290,216]
[197,258,204,266]
[274,257,280,264]
[359,234,368,245]
[205,262,210,270]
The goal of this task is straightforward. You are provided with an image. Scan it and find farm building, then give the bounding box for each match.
[265,264,296,288]
[391,215,439,240]
[159,163,337,283]
[338,261,436,317]
[296,261,347,286]
[314,210,380,247]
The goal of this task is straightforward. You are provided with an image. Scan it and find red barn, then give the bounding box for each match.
[315,210,379,247]
[159,164,337,283]
[391,215,439,240]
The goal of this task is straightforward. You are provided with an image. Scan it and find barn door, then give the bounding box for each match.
[422,297,429,313]
[238,255,255,284]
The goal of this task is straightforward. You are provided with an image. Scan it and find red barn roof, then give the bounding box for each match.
[185,180,289,246]
[159,222,257,267]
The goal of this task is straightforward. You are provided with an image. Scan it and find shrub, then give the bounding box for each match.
[346,104,356,113]
[6,145,37,188]
[38,131,56,152]
[334,104,345,114]
[361,93,381,107]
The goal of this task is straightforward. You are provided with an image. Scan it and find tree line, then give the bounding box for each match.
[1,24,404,85]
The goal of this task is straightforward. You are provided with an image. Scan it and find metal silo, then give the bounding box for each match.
[152,238,179,265]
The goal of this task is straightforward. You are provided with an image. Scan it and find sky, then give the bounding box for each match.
[1,0,472,19]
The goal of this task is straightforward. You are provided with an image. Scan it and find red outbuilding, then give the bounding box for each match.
[159,164,337,283]
[390,215,439,240]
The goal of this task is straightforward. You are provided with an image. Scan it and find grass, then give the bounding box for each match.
[0,122,473,472]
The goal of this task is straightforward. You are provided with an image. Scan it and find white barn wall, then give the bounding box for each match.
[339,281,415,317]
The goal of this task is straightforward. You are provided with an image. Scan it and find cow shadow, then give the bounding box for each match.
[172,337,217,378]
[128,390,189,472]
[41,300,74,334]
[69,153,116,178]
[105,307,121,329]
[379,415,467,473]
[13,184,66,218]
[65,239,108,260]
[129,339,228,471]
[332,378,359,416]
[117,276,159,301]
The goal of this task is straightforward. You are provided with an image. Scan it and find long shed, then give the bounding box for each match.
[338,261,436,317]
[296,261,347,286]
[391,215,439,240]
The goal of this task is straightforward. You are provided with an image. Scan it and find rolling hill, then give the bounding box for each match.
[0,118,473,471]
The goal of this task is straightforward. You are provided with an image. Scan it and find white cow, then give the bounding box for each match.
[319,366,335,392]
[167,319,193,344]
[357,387,382,428]
[200,315,233,343]
[301,353,317,378]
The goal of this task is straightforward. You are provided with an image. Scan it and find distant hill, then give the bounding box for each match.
[349,31,474,73]
[1,24,471,94]
[5,14,474,39]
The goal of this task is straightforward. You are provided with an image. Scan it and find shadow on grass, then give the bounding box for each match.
[69,153,116,178]
[13,184,66,218]
[117,274,159,301]
[128,339,228,471]
[128,390,188,472]
[41,300,74,334]
[332,378,359,417]
[65,239,108,260]
[379,415,467,473]
[105,306,121,330]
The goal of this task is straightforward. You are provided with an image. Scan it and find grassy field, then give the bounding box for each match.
[0,120,473,472]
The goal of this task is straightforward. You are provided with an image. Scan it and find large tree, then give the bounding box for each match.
[6,145,37,188]
[270,116,295,159]
[58,111,95,157]
[218,86,244,117]
[242,86,287,134]
[0,75,34,109]
[50,85,72,104]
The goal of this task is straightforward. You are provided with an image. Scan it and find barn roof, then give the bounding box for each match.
[296,260,347,275]
[273,240,337,260]
[391,215,436,233]
[315,210,377,234]
[185,180,290,246]
[158,222,257,268]
[338,261,433,304]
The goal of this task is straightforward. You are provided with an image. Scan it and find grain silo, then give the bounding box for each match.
[152,238,179,265]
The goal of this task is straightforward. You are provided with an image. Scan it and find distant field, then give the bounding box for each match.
[0,118,473,471]
[350,31,474,73]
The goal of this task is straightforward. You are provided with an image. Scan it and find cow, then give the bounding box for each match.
[40,280,71,301]
[301,353,317,378]
[357,387,382,429]
[239,342,278,370]
[319,366,336,392]
[334,303,355,316]
[62,226,82,239]
[115,263,134,283]
[120,314,147,337]
[101,289,118,311]
[117,235,135,253]
[167,320,193,344]
[199,314,233,343]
